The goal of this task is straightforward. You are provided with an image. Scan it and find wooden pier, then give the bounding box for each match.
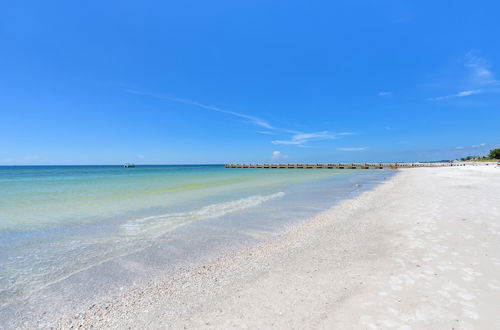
[224,163,454,170]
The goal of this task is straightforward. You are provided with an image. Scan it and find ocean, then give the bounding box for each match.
[0,165,393,326]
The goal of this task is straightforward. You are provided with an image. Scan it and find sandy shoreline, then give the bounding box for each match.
[56,166,500,329]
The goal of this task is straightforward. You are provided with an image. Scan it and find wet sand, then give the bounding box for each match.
[59,166,500,329]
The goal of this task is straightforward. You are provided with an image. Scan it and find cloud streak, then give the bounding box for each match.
[431,89,481,101]
[430,52,500,101]
[454,143,487,151]
[128,89,274,129]
[272,131,354,146]
[129,89,355,147]
[338,147,367,151]
[471,143,486,148]
[465,51,499,86]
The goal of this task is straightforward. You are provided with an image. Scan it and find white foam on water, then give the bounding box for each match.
[0,192,286,308]
[121,192,286,237]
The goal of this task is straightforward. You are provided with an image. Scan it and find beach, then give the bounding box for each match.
[4,1,499,328]
[0,166,390,328]
[50,165,499,329]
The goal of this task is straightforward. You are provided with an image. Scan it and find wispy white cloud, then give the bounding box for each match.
[272,131,348,146]
[465,51,499,85]
[337,132,356,137]
[128,89,274,130]
[430,52,500,102]
[384,126,392,130]
[257,131,276,135]
[271,151,288,160]
[137,154,145,159]
[338,147,367,151]
[378,91,392,96]
[431,89,481,101]
[456,90,481,97]
[454,143,487,151]
[129,89,356,148]
[471,143,486,148]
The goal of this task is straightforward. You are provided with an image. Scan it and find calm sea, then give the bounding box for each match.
[0,165,392,326]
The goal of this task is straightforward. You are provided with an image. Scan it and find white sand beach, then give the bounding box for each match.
[60,166,500,329]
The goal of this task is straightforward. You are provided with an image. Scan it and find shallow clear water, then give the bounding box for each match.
[0,165,393,324]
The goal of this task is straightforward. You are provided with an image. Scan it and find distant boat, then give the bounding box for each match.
[124,163,135,168]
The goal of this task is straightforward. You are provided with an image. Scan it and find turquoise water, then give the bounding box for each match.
[0,165,350,230]
[0,165,392,322]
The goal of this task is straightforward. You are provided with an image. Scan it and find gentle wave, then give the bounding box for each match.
[0,192,286,307]
[121,192,286,237]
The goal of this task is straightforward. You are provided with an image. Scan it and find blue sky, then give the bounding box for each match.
[1,1,499,165]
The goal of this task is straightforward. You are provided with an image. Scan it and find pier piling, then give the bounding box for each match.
[224,163,453,170]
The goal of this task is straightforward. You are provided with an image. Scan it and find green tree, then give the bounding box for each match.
[489,148,500,159]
